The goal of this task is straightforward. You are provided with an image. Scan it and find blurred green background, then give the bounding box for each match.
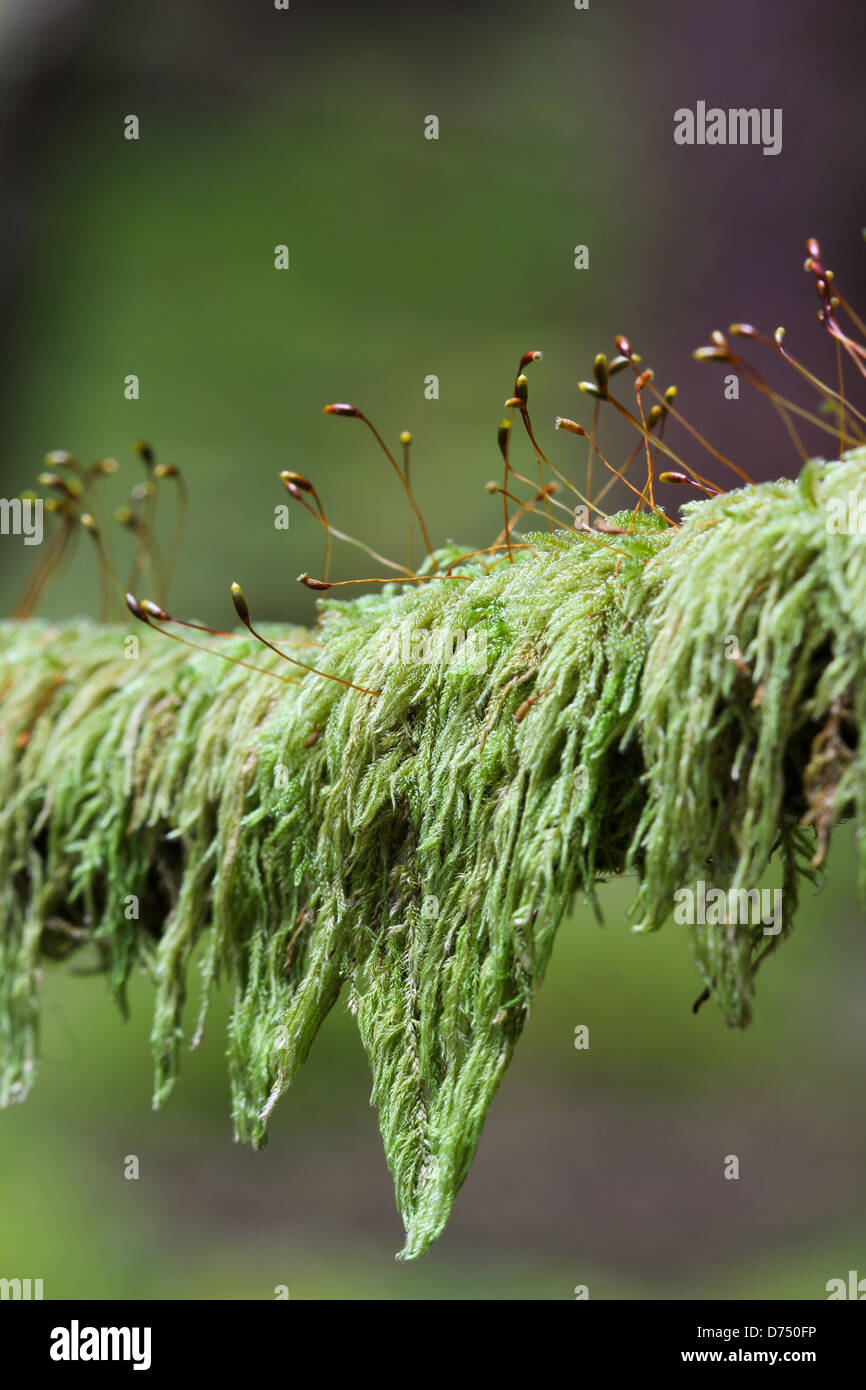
[0,0,864,1299]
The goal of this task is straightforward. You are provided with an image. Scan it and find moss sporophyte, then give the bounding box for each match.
[1,239,865,1256]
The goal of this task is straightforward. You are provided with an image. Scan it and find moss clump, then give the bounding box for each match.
[1,449,864,1256]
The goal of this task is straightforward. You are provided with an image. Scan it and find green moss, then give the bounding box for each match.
[1,449,865,1256]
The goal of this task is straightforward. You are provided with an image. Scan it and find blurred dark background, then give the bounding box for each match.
[0,0,864,1299]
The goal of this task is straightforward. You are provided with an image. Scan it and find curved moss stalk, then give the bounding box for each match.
[1,449,864,1257]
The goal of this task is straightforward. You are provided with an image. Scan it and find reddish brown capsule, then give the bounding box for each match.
[514,696,534,724]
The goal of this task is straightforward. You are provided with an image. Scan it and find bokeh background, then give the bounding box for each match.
[0,0,864,1299]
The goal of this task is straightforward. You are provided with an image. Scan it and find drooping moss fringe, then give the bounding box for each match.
[1,450,864,1256]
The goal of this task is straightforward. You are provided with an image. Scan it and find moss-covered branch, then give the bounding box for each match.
[1,450,864,1256]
